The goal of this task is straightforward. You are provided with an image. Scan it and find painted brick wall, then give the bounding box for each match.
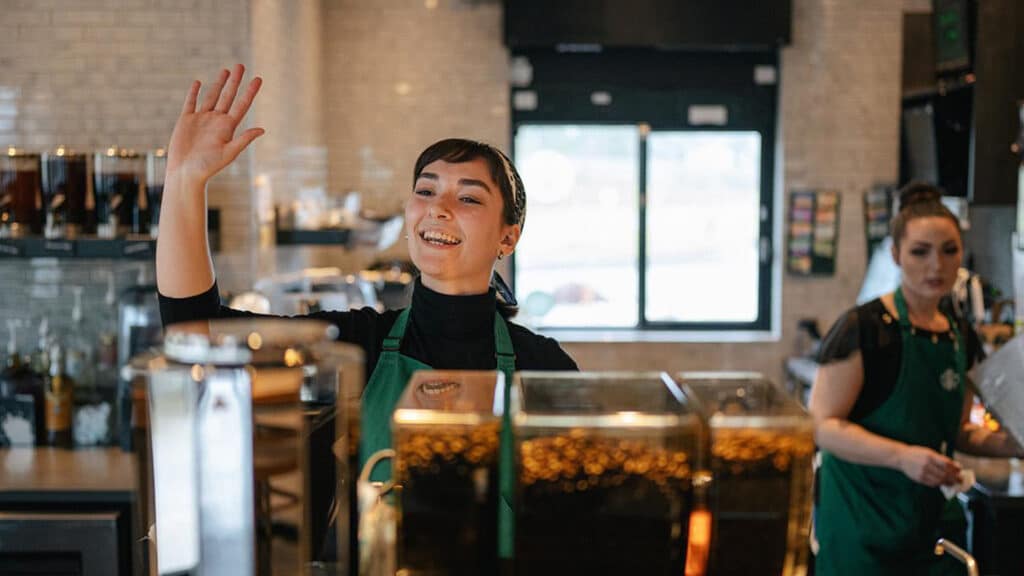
[322,0,510,225]
[0,0,255,286]
[0,0,916,384]
[560,0,905,380]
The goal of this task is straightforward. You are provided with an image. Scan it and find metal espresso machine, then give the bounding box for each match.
[127,318,364,575]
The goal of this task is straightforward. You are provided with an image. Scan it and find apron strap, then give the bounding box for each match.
[493,311,516,560]
[894,287,912,330]
[493,311,516,372]
[895,288,966,375]
[382,308,411,352]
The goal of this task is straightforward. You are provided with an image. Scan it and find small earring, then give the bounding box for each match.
[497,252,504,260]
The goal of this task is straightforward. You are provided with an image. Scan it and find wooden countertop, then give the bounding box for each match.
[0,447,136,493]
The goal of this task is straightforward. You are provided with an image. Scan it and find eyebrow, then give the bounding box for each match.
[417,172,494,194]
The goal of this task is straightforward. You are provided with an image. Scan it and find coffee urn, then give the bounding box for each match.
[129,318,364,575]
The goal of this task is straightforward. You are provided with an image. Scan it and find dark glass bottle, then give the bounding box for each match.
[0,321,45,446]
[44,343,74,448]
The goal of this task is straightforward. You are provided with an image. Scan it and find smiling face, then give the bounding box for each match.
[892,216,963,302]
[405,158,521,295]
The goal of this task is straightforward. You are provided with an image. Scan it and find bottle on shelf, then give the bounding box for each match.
[0,319,45,446]
[44,342,74,448]
[68,286,112,447]
[29,316,51,378]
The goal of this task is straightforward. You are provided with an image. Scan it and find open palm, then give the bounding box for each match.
[166,64,264,183]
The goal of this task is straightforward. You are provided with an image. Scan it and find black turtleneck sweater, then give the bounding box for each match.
[158,278,578,378]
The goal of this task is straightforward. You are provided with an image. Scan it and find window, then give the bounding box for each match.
[510,50,777,334]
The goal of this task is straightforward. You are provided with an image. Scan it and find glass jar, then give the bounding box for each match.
[40,146,89,239]
[512,371,707,575]
[93,147,145,238]
[392,370,504,575]
[146,148,166,238]
[674,372,815,576]
[0,147,42,238]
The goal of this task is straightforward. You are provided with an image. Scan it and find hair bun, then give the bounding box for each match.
[898,181,942,211]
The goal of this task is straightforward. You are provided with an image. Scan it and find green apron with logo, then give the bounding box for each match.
[816,288,967,576]
[359,307,518,559]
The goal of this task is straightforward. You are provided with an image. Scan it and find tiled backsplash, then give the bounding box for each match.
[0,258,155,357]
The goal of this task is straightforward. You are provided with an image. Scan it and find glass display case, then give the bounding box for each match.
[392,370,505,576]
[674,372,815,576]
[511,371,706,575]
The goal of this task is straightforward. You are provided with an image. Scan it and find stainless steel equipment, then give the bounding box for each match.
[972,332,1024,449]
[254,268,378,315]
[129,318,364,575]
[674,372,815,576]
[511,371,707,575]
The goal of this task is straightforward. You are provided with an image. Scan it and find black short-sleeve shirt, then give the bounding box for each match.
[816,298,984,422]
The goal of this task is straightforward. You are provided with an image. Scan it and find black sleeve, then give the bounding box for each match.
[817,307,861,364]
[964,322,986,369]
[531,334,579,371]
[158,280,250,327]
[506,324,580,371]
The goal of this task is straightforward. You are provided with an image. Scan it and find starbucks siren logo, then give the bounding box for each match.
[940,368,959,392]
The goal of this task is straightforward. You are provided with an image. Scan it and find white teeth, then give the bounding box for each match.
[420,230,460,245]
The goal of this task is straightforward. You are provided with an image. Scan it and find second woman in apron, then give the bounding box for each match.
[810,182,1023,575]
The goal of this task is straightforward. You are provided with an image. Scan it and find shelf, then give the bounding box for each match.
[0,237,156,259]
[275,228,351,246]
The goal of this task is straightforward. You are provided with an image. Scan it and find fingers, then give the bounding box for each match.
[223,127,265,163]
[199,68,230,112]
[181,80,200,115]
[215,64,245,113]
[229,76,262,123]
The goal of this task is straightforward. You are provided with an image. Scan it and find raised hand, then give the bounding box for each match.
[166,64,264,184]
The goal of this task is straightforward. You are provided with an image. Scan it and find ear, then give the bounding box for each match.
[890,241,900,266]
[499,224,521,255]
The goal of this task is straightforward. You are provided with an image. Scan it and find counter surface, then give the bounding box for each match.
[0,447,136,493]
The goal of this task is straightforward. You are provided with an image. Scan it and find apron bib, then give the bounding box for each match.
[815,288,966,576]
[359,307,518,559]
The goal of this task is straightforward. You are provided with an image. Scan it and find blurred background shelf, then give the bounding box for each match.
[0,237,156,260]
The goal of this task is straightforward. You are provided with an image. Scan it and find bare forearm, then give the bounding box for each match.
[816,418,906,470]
[957,425,1024,458]
[155,171,215,297]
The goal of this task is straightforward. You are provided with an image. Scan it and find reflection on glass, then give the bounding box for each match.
[514,125,640,328]
[646,132,762,323]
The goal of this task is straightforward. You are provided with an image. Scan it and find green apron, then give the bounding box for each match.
[816,288,967,576]
[358,307,518,559]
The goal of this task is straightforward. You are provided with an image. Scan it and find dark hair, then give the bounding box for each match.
[890,181,961,249]
[413,138,526,230]
[413,138,526,317]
